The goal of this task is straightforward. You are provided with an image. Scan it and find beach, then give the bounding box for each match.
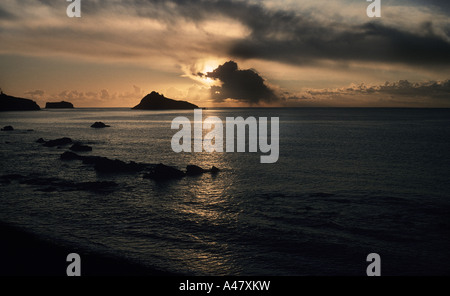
[0,221,174,276]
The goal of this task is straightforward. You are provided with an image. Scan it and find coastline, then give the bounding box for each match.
[0,221,177,276]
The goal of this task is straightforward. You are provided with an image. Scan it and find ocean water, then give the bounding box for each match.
[1,107,449,275]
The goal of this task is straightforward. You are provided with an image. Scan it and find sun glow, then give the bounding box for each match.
[183,60,222,86]
[200,61,219,86]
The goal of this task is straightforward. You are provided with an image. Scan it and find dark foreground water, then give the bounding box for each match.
[1,108,449,275]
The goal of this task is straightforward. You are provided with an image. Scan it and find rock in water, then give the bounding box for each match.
[60,152,148,173]
[210,166,220,174]
[94,158,146,173]
[186,165,220,176]
[91,122,110,128]
[132,91,198,110]
[186,165,206,176]
[70,143,92,152]
[1,126,14,131]
[143,163,185,180]
[45,101,74,109]
[60,151,83,160]
[43,137,73,147]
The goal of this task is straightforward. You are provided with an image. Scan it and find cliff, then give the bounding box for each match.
[0,92,41,111]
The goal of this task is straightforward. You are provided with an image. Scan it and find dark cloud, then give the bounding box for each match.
[3,0,449,67]
[0,6,16,20]
[366,79,450,99]
[132,0,450,66]
[205,61,278,104]
[280,79,450,107]
[304,79,450,100]
[403,0,450,13]
[229,16,450,66]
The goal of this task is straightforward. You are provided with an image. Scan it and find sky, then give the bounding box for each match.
[0,0,449,107]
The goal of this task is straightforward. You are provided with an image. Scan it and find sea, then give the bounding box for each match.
[1,108,449,275]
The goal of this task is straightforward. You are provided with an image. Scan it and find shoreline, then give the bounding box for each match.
[0,221,178,276]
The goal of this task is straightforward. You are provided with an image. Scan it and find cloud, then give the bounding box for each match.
[1,0,449,68]
[205,61,278,104]
[286,79,450,107]
[24,89,45,98]
[22,86,146,107]
[228,10,450,66]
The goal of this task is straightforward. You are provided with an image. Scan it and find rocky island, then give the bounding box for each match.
[132,91,198,110]
[0,92,40,111]
[45,101,74,109]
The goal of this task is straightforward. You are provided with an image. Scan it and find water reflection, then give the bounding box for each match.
[174,153,240,274]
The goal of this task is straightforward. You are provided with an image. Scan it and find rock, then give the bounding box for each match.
[132,91,199,110]
[91,122,110,128]
[36,138,46,143]
[61,152,148,173]
[80,155,108,165]
[43,137,73,147]
[186,165,220,176]
[45,101,74,109]
[0,92,40,111]
[143,163,185,180]
[186,165,207,176]
[210,166,220,174]
[60,151,83,160]
[93,158,147,173]
[70,143,92,152]
[1,126,14,131]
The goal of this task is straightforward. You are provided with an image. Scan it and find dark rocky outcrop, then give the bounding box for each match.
[0,92,40,111]
[59,151,219,179]
[60,151,82,160]
[186,165,220,176]
[1,126,14,131]
[93,158,147,173]
[91,122,110,128]
[143,163,185,180]
[186,165,206,176]
[43,137,73,147]
[210,166,220,174]
[132,91,198,110]
[61,152,149,173]
[70,143,92,152]
[36,138,46,143]
[45,101,74,109]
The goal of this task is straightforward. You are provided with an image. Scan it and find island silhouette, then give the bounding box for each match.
[45,101,74,109]
[0,91,40,111]
[132,91,198,110]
